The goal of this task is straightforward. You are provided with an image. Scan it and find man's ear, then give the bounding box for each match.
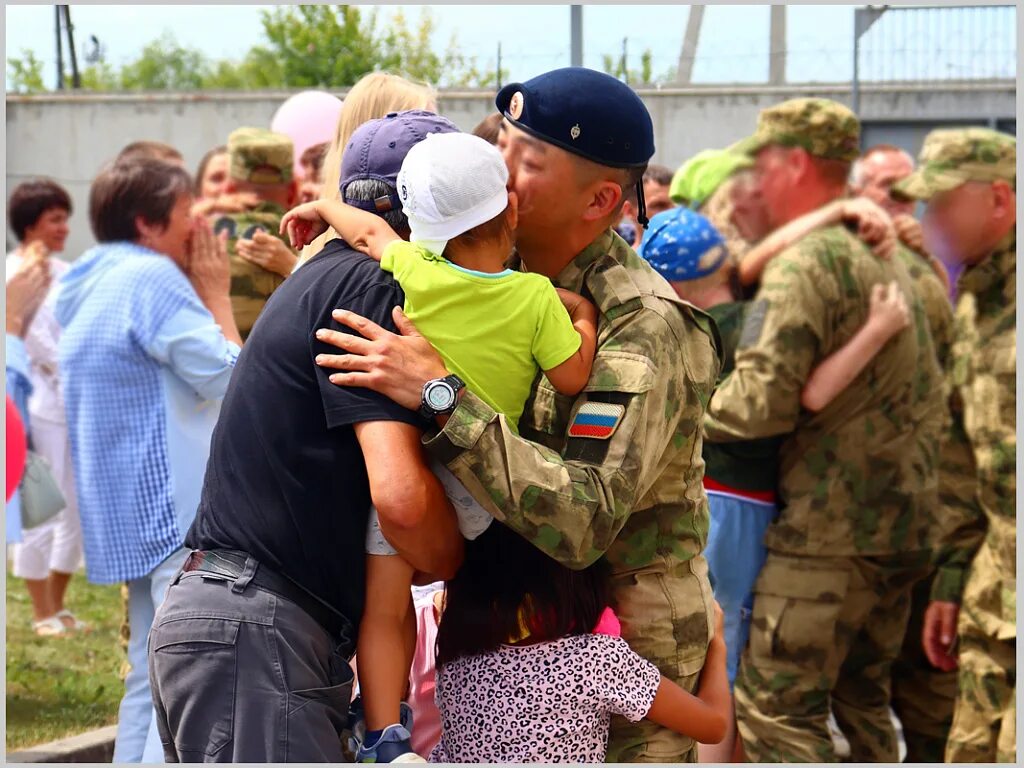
[582,180,624,224]
[505,190,519,231]
[135,214,158,243]
[621,200,637,222]
[991,179,1015,221]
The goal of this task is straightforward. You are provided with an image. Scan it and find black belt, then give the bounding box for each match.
[181,549,353,644]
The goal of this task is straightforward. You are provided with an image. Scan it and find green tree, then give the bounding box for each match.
[602,46,656,86]
[119,32,210,90]
[258,4,380,88]
[7,49,46,93]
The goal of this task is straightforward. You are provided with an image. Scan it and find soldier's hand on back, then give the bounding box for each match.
[236,230,298,278]
[892,213,927,256]
[840,197,896,260]
[921,600,960,672]
[191,191,262,218]
[186,215,231,302]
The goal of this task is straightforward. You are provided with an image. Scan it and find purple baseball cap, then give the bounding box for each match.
[339,110,460,215]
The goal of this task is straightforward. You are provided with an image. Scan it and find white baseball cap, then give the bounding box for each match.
[396,132,510,256]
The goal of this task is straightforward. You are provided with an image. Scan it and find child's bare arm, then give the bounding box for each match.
[314,200,401,261]
[281,200,400,260]
[645,602,730,745]
[739,198,896,286]
[801,281,910,412]
[544,288,598,396]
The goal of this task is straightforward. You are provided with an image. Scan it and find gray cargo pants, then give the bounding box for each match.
[148,564,355,762]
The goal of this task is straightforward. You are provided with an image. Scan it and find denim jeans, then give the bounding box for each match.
[112,548,190,763]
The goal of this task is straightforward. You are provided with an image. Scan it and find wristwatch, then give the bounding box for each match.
[419,374,465,419]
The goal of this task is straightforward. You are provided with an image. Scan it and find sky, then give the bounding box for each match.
[4,4,1016,89]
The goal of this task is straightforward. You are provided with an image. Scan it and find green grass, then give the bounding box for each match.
[6,572,124,751]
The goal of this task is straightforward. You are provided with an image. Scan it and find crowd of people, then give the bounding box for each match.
[4,64,1015,765]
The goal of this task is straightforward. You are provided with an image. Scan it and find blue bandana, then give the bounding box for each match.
[637,207,726,282]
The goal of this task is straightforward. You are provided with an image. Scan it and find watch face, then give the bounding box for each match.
[425,381,455,411]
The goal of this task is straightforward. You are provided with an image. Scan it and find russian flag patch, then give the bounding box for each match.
[568,402,625,440]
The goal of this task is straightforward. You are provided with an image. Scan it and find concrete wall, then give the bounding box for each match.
[6,82,1015,259]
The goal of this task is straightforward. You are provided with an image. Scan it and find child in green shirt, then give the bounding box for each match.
[282,131,597,762]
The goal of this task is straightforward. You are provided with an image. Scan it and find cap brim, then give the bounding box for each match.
[891,168,967,202]
[728,134,769,159]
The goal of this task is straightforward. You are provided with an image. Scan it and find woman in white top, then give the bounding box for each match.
[6,178,85,636]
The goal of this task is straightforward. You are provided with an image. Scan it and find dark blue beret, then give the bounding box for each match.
[495,67,655,169]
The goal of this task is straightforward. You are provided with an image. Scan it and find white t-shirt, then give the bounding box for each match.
[6,252,69,423]
[431,633,661,763]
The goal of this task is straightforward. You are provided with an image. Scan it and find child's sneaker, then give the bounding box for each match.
[350,701,423,763]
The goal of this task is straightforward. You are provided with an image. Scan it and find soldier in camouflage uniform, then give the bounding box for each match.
[314,68,721,763]
[893,127,1016,764]
[214,127,298,340]
[703,98,946,762]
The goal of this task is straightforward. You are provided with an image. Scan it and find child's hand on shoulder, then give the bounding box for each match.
[555,287,597,323]
[280,202,329,249]
[866,280,910,342]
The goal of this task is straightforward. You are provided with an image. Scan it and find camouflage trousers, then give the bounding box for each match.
[606,555,715,763]
[734,551,932,763]
[945,618,1016,763]
[891,571,957,762]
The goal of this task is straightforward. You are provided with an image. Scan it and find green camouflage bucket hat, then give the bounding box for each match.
[731,97,861,163]
[892,127,1016,201]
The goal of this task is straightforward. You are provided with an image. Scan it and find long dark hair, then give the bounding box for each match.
[435,522,613,668]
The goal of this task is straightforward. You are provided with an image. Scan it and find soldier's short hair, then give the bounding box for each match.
[344,178,409,235]
[8,178,73,242]
[117,140,184,166]
[90,158,192,243]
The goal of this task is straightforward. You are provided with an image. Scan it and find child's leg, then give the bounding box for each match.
[359,553,417,732]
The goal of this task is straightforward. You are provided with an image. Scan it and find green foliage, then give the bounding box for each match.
[119,32,208,90]
[7,49,46,93]
[601,46,657,86]
[6,5,523,93]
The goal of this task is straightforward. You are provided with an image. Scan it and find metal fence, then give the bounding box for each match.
[855,4,1016,84]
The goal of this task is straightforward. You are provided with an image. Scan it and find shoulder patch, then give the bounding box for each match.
[738,299,769,349]
[568,402,625,440]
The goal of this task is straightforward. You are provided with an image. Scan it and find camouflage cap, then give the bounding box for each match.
[227,127,294,184]
[892,127,1016,201]
[731,97,861,163]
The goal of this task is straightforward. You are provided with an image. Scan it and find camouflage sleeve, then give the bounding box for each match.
[424,309,714,570]
[930,389,986,603]
[704,242,828,442]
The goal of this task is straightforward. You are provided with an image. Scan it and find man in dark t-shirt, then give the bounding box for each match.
[147,112,465,763]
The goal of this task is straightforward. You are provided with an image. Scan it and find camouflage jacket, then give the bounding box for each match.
[930,232,1015,641]
[212,201,289,341]
[705,224,946,556]
[896,244,954,371]
[426,229,721,574]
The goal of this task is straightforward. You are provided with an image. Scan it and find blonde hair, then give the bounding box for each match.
[301,72,437,261]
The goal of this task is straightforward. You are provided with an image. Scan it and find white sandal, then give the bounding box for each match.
[32,615,69,637]
[56,609,89,632]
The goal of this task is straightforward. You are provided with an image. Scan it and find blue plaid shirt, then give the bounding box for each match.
[57,242,240,584]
